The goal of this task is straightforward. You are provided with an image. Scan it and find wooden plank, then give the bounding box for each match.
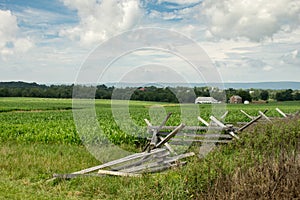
[146,112,172,132]
[69,148,167,175]
[197,116,210,127]
[259,110,272,122]
[210,116,239,139]
[113,150,170,171]
[157,112,172,131]
[121,159,166,173]
[170,139,231,144]
[52,173,105,179]
[238,110,268,132]
[164,152,195,163]
[220,111,229,120]
[240,110,254,119]
[142,142,150,152]
[122,152,194,173]
[144,119,152,127]
[276,108,287,118]
[52,162,182,179]
[228,131,240,140]
[140,163,172,173]
[182,133,232,138]
[155,123,185,148]
[149,129,158,149]
[148,126,222,131]
[209,116,226,128]
[145,118,176,154]
[112,156,153,171]
[148,113,172,149]
[157,133,232,139]
[97,169,141,177]
[158,136,176,155]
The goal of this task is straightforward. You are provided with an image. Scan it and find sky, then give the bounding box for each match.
[0,0,299,84]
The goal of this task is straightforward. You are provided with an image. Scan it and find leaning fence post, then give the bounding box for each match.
[276,108,287,118]
[259,110,272,122]
[240,110,254,119]
[220,111,229,120]
[144,117,176,154]
[197,116,210,127]
[238,110,268,132]
[155,123,185,148]
[209,116,239,140]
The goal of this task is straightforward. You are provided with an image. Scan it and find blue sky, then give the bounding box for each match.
[0,0,299,84]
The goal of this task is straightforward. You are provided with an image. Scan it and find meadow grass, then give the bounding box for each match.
[0,98,299,199]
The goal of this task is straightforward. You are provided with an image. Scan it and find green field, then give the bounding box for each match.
[0,98,299,199]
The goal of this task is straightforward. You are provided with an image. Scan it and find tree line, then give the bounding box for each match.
[0,81,299,103]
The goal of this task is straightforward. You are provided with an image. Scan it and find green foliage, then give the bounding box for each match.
[194,86,210,97]
[1,82,300,103]
[237,89,252,102]
[260,90,269,100]
[0,98,299,199]
[0,113,299,199]
[275,89,293,101]
[1,98,300,146]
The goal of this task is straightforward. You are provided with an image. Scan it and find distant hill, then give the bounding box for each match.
[1,81,299,102]
[1,81,300,90]
[222,82,300,90]
[0,81,47,88]
[105,81,300,90]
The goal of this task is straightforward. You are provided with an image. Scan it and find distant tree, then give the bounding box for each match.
[194,87,210,97]
[260,90,269,101]
[225,88,237,102]
[0,88,9,97]
[250,89,260,101]
[29,88,42,97]
[0,81,298,103]
[294,92,300,101]
[237,90,252,102]
[275,89,293,101]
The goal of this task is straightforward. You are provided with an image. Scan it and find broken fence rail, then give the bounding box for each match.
[51,108,296,179]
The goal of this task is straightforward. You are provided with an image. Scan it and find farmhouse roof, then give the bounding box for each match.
[231,95,242,99]
[195,97,219,103]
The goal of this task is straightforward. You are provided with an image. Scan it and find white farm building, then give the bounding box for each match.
[195,97,219,104]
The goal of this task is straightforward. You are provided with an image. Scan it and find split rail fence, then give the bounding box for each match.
[52,108,298,180]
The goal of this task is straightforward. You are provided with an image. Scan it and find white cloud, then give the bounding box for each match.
[0,10,33,59]
[215,58,274,82]
[262,65,273,72]
[60,0,143,46]
[201,39,259,62]
[282,49,300,65]
[202,0,300,41]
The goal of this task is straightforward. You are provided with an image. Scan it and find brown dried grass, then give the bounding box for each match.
[198,117,300,200]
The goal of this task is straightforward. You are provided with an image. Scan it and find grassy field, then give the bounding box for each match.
[0,98,299,199]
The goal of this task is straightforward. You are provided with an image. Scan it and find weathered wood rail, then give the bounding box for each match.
[51,108,297,180]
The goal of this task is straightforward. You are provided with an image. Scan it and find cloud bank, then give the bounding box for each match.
[60,0,143,45]
[0,10,33,59]
[202,0,300,41]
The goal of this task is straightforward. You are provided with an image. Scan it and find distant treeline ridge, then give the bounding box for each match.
[0,81,299,102]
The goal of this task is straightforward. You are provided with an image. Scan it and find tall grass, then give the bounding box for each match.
[1,117,299,199]
[197,117,300,199]
[1,98,299,199]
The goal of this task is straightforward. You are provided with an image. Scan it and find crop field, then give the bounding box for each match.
[0,97,299,199]
[1,97,299,145]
